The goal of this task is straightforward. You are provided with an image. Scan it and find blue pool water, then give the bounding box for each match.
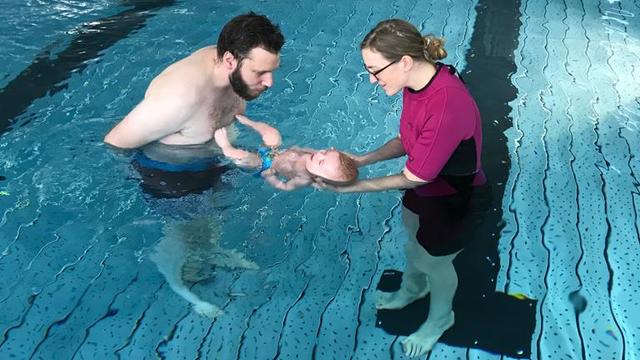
[1,0,639,359]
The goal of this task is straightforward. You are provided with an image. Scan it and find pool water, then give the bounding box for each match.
[0,0,639,359]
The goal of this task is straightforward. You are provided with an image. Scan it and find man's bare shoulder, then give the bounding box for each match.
[145,47,215,99]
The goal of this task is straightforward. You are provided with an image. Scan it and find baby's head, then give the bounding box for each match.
[305,149,359,185]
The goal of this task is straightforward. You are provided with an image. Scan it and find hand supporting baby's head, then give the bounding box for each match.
[305,149,359,185]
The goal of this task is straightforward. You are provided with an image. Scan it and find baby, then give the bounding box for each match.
[214,116,358,191]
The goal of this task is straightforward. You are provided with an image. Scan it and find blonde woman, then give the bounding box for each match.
[322,19,489,357]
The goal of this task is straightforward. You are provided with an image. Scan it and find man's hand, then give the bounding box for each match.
[214,127,232,148]
[214,127,256,166]
[235,155,262,168]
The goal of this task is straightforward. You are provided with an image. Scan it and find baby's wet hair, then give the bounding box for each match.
[313,152,358,186]
[336,152,358,183]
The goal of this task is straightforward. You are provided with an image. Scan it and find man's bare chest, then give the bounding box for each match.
[180,96,240,137]
[208,95,241,129]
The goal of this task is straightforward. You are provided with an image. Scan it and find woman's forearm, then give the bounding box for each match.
[335,173,424,193]
[359,137,406,166]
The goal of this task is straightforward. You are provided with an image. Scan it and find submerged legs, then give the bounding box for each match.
[380,206,459,357]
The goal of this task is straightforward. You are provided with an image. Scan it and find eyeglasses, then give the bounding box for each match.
[365,58,401,80]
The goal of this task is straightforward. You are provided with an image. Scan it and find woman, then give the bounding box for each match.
[323,19,489,357]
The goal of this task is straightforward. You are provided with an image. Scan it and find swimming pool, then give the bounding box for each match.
[0,0,638,359]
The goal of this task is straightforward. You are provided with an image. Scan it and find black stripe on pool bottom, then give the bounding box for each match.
[454,0,530,352]
[0,0,175,136]
[375,0,530,357]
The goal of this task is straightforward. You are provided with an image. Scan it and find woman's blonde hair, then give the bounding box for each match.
[360,19,447,64]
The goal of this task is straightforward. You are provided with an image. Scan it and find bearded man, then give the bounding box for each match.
[104,12,284,198]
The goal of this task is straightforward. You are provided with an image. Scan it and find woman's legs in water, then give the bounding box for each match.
[376,205,431,309]
[395,206,460,357]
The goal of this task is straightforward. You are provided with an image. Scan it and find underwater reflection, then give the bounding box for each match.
[150,217,258,318]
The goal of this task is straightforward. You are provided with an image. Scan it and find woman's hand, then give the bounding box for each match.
[311,178,347,192]
[341,151,367,167]
[313,173,425,193]
[345,137,406,167]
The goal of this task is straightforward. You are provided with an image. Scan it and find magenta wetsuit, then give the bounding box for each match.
[400,63,491,256]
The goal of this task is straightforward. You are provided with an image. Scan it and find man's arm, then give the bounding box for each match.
[235,114,282,147]
[352,136,406,167]
[104,92,194,149]
[214,127,261,168]
[214,127,251,159]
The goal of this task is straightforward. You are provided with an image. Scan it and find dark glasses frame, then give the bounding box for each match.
[365,58,401,80]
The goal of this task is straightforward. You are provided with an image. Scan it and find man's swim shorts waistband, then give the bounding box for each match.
[133,151,225,172]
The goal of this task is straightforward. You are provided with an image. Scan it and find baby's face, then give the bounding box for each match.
[305,149,345,181]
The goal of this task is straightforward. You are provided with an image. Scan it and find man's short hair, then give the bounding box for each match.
[217,12,284,60]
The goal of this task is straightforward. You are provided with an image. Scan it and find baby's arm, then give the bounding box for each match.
[262,171,312,191]
[214,127,261,168]
[235,115,282,147]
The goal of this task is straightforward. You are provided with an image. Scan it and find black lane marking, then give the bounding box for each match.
[0,0,175,136]
[458,0,531,356]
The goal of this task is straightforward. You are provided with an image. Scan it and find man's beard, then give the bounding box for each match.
[229,65,261,101]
